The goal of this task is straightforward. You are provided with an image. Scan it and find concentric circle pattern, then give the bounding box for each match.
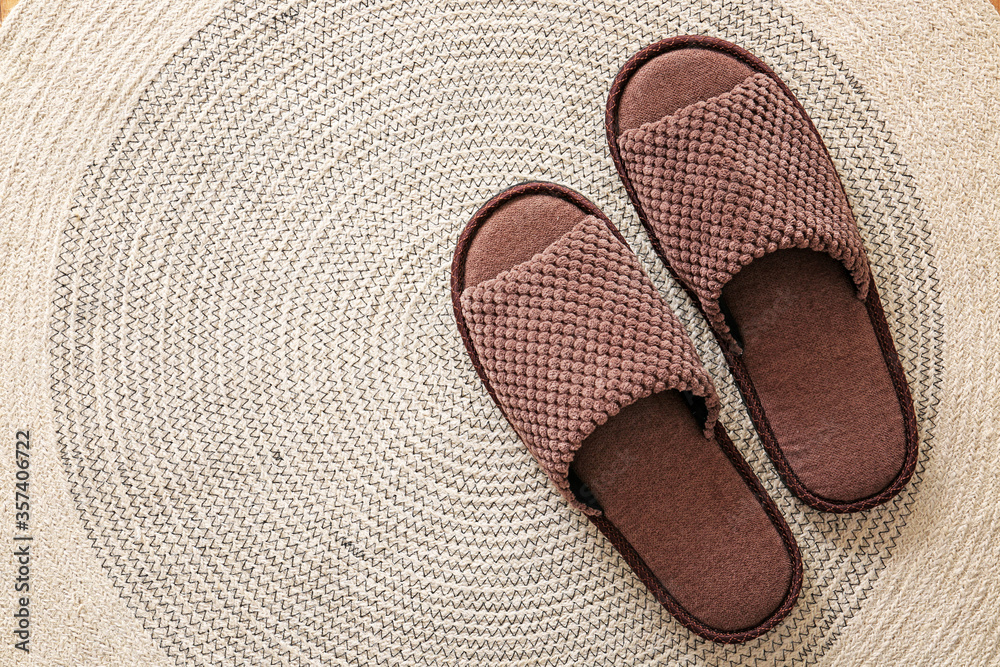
[51,0,942,664]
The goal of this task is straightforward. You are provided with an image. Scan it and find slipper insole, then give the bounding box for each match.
[721,249,906,503]
[571,390,792,633]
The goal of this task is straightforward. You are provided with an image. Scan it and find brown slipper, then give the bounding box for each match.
[605,36,919,513]
[451,182,802,642]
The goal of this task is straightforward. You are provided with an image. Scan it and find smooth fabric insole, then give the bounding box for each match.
[721,249,906,502]
[571,390,792,633]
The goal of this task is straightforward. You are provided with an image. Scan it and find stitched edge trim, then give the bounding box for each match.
[605,35,920,513]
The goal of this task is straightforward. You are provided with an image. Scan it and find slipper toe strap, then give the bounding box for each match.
[460,215,718,514]
[618,72,871,349]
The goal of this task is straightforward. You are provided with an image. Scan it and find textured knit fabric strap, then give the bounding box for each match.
[618,72,871,347]
[460,215,719,514]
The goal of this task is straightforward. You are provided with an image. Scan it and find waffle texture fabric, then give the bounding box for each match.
[0,0,998,664]
[460,216,719,512]
[619,72,871,344]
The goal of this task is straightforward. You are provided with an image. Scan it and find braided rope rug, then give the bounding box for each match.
[1,0,998,664]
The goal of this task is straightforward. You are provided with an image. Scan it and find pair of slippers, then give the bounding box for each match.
[451,36,918,643]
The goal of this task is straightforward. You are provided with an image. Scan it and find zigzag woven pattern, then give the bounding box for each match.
[620,73,871,344]
[461,216,718,512]
[47,0,942,664]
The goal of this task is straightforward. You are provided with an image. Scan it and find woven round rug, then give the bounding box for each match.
[1,0,998,665]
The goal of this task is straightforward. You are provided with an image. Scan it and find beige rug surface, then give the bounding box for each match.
[0,0,997,664]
